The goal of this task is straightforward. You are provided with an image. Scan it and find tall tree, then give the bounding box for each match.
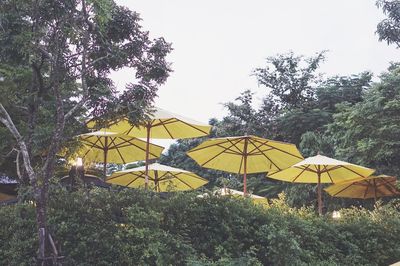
[0,0,171,262]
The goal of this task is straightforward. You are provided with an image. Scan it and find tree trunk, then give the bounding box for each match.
[35,188,48,263]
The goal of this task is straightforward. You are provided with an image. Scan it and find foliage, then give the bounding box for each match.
[0,188,399,265]
[159,52,374,209]
[253,51,326,110]
[376,0,400,48]
[327,63,400,176]
[0,0,172,260]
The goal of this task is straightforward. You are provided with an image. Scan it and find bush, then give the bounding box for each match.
[0,187,399,265]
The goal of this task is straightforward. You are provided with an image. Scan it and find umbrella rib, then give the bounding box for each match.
[174,174,195,190]
[247,138,281,171]
[157,171,176,181]
[226,137,248,173]
[251,138,303,160]
[81,136,104,150]
[319,165,341,174]
[125,176,142,187]
[341,165,369,178]
[106,173,130,181]
[125,120,136,135]
[123,138,161,158]
[332,182,355,197]
[291,165,312,182]
[226,137,248,154]
[378,177,399,195]
[185,172,208,181]
[294,165,318,174]
[188,138,237,152]
[199,138,244,167]
[363,181,370,199]
[109,137,137,149]
[158,120,175,138]
[151,117,209,135]
[214,144,243,155]
[238,154,244,174]
[373,179,386,198]
[165,118,210,135]
[108,137,127,164]
[150,118,176,127]
[80,144,93,158]
[323,165,334,183]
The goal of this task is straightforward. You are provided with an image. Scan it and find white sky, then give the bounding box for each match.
[112,0,398,125]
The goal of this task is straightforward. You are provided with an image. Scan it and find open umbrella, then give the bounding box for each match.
[325,175,400,201]
[106,163,208,192]
[96,107,212,188]
[78,130,164,177]
[199,187,269,207]
[268,154,375,215]
[187,135,304,194]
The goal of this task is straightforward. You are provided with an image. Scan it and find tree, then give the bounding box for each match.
[376,0,400,48]
[254,51,325,110]
[327,63,400,177]
[217,90,267,137]
[0,0,171,262]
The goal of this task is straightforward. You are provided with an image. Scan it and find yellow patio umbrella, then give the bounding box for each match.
[106,163,208,192]
[77,130,164,177]
[325,175,400,201]
[268,154,375,215]
[93,107,212,188]
[199,187,269,207]
[187,135,304,194]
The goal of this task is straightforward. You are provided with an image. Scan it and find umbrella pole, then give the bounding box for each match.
[144,125,151,190]
[154,171,158,192]
[243,137,248,195]
[317,172,322,215]
[103,137,108,179]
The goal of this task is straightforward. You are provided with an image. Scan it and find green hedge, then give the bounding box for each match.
[0,188,399,265]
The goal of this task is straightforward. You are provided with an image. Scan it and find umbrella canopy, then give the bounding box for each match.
[102,107,212,139]
[93,107,212,188]
[187,135,304,194]
[106,163,208,192]
[78,130,164,176]
[268,154,375,215]
[325,175,400,200]
[199,187,269,207]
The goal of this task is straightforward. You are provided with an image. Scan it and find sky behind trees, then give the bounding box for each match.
[113,0,398,123]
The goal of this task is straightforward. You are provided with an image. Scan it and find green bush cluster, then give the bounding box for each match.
[0,188,399,265]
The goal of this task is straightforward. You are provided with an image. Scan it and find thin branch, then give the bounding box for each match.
[65,96,88,120]
[15,149,22,180]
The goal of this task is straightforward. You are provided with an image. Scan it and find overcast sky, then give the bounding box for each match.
[113,0,398,125]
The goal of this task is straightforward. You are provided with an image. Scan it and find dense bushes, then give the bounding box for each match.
[0,187,399,265]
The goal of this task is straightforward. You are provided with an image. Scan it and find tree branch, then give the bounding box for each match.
[0,104,37,182]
